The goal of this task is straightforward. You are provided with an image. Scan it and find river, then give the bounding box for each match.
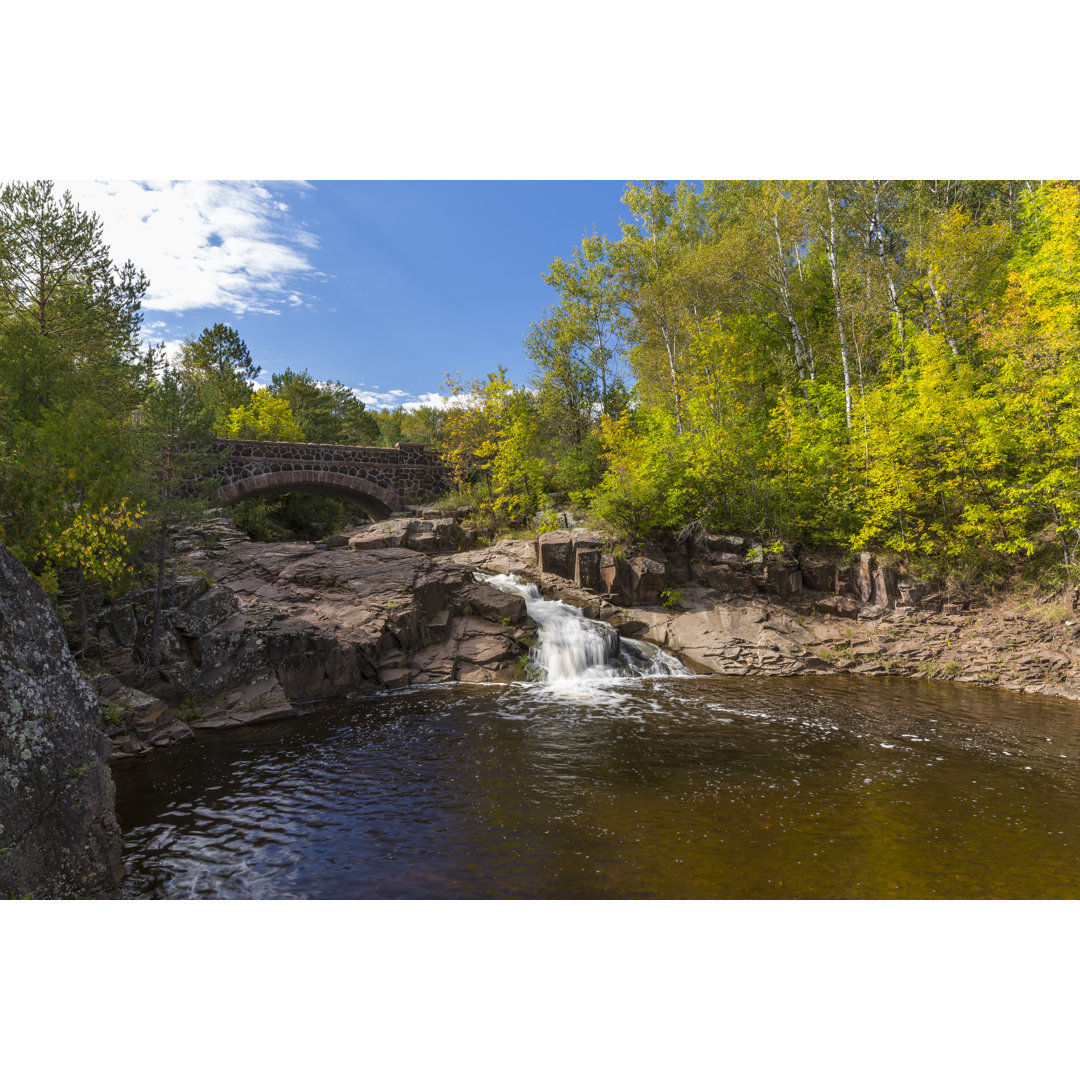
[113,576,1080,899]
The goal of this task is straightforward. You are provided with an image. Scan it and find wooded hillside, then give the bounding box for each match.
[443,181,1080,586]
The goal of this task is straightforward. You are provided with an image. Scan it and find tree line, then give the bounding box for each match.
[5,178,1078,645]
[0,180,434,649]
[439,180,1080,586]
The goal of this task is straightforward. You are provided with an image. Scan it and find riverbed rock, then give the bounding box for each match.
[628,600,819,676]
[536,529,608,582]
[450,538,537,577]
[600,554,634,604]
[799,557,838,594]
[0,543,123,898]
[536,530,576,578]
[90,539,539,748]
[765,560,803,596]
[92,676,194,758]
[698,533,749,556]
[457,581,528,624]
[170,584,240,637]
[698,564,757,596]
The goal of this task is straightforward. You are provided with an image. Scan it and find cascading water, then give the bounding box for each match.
[482,573,689,688]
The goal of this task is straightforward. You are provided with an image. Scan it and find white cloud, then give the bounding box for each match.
[158,339,186,361]
[353,388,472,412]
[57,180,319,317]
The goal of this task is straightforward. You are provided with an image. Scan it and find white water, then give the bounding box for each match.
[482,573,690,690]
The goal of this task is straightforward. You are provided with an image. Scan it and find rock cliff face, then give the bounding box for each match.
[93,532,539,757]
[0,544,122,899]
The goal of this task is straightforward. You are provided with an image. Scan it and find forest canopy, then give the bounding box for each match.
[439,180,1080,583]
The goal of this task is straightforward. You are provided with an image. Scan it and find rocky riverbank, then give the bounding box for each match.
[91,518,538,758]
[526,528,1080,701]
[89,515,1080,760]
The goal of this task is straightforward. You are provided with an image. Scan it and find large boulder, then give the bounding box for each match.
[799,557,838,594]
[698,564,756,596]
[765,560,803,596]
[536,529,607,582]
[0,544,123,898]
[536,530,576,579]
[450,538,536,577]
[600,553,634,603]
[457,582,528,624]
[852,553,874,603]
[574,548,603,592]
[849,553,898,609]
[628,556,667,604]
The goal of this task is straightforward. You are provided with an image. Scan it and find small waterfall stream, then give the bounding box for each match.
[482,573,689,687]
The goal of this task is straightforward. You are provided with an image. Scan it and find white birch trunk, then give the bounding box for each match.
[826,185,853,432]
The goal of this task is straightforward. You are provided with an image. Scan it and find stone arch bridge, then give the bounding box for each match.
[215,439,451,520]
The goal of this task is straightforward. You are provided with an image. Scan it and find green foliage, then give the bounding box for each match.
[233,492,350,541]
[550,434,606,499]
[442,368,545,529]
[223,388,305,441]
[174,696,202,725]
[0,180,151,580]
[534,509,562,534]
[660,587,682,609]
[38,498,143,593]
[271,367,380,445]
[180,322,259,383]
[177,323,258,431]
[591,410,691,540]
[508,179,1080,585]
[231,497,283,542]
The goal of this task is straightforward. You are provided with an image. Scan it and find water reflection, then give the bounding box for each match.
[113,677,1080,899]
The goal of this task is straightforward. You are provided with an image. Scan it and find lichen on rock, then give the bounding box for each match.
[0,544,123,898]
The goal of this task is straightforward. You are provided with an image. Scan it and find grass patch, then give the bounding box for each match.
[1024,602,1073,625]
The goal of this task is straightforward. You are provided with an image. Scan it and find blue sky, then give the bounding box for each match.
[62,180,634,411]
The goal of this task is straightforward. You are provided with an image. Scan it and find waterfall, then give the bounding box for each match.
[482,573,689,687]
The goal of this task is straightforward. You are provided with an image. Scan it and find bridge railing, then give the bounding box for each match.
[213,439,448,469]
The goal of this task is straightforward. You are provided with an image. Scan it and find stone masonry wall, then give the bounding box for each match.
[216,440,451,509]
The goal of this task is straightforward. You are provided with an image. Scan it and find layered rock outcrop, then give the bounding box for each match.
[534,527,914,619]
[89,516,1080,769]
[0,544,122,899]
[93,532,537,757]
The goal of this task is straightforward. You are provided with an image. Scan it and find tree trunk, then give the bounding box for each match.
[657,309,684,436]
[928,278,962,357]
[594,313,609,408]
[826,185,853,432]
[772,211,811,383]
[792,238,817,378]
[871,182,907,362]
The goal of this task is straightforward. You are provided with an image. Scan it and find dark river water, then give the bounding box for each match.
[113,674,1080,899]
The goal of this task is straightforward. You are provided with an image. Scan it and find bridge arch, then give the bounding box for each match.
[217,468,402,521]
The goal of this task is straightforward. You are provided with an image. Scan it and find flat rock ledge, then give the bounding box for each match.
[93,536,538,758]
